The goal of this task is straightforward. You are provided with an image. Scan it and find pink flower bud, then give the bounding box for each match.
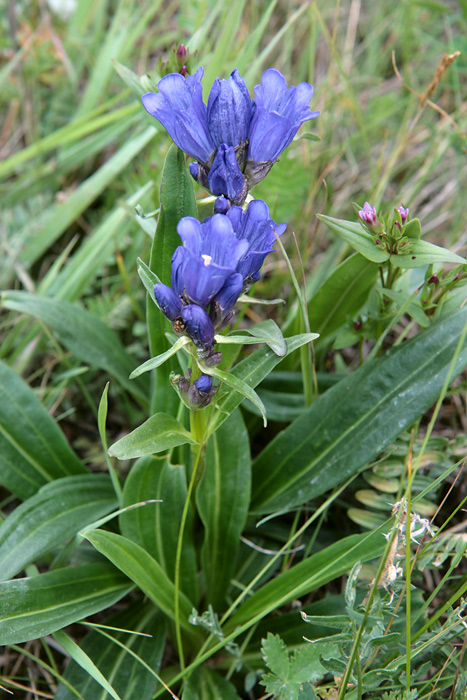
[358,202,377,225]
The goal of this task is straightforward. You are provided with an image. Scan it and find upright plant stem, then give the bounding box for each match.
[174,440,204,671]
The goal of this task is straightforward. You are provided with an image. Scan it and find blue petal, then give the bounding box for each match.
[213,272,244,313]
[142,68,214,163]
[181,305,215,349]
[182,251,234,307]
[177,217,203,257]
[154,283,182,321]
[208,144,247,202]
[247,69,319,163]
[227,198,287,280]
[171,246,193,297]
[207,68,252,147]
[202,214,249,268]
[247,108,291,162]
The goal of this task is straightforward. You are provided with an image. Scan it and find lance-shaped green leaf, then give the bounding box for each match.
[1,291,148,406]
[238,293,285,305]
[196,410,251,610]
[54,630,123,700]
[120,457,198,602]
[390,238,466,269]
[55,601,165,700]
[84,530,197,635]
[240,319,287,356]
[306,253,378,345]
[148,145,197,416]
[200,362,267,427]
[251,307,467,514]
[0,359,85,499]
[130,337,190,378]
[208,333,317,436]
[224,525,387,634]
[0,564,133,646]
[108,412,196,460]
[317,214,389,263]
[0,474,117,582]
[137,256,162,301]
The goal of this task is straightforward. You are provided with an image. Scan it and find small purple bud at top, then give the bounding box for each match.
[154,283,182,321]
[428,274,440,285]
[181,304,215,350]
[354,320,362,331]
[398,205,409,223]
[194,374,213,393]
[176,44,187,58]
[213,196,231,215]
[358,202,377,225]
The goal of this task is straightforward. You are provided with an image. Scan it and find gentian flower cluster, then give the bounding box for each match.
[142,67,319,205]
[154,199,286,359]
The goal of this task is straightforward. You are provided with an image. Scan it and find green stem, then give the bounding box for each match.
[174,440,204,671]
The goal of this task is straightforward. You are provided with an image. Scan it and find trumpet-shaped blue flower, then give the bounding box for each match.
[152,201,285,352]
[142,67,318,204]
[225,199,287,282]
[247,69,318,164]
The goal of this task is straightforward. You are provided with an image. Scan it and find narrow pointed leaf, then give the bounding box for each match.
[0,564,133,645]
[202,363,267,427]
[0,360,85,499]
[196,410,251,610]
[241,319,288,356]
[224,525,388,633]
[137,256,162,301]
[84,530,197,634]
[208,333,317,435]
[251,308,467,514]
[130,337,190,378]
[55,602,165,700]
[120,457,198,601]
[1,291,148,405]
[307,253,378,344]
[108,412,196,460]
[390,238,466,268]
[0,474,117,581]
[317,214,389,263]
[54,630,123,700]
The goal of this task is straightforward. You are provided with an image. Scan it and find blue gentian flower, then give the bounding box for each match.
[142,67,318,204]
[152,201,285,353]
[226,199,287,283]
[247,69,318,164]
[174,214,249,307]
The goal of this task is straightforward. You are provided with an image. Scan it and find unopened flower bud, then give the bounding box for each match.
[194,374,213,393]
[214,196,231,215]
[428,274,440,286]
[398,205,409,223]
[203,351,223,367]
[181,304,215,350]
[154,283,182,321]
[176,44,187,58]
[358,202,377,225]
